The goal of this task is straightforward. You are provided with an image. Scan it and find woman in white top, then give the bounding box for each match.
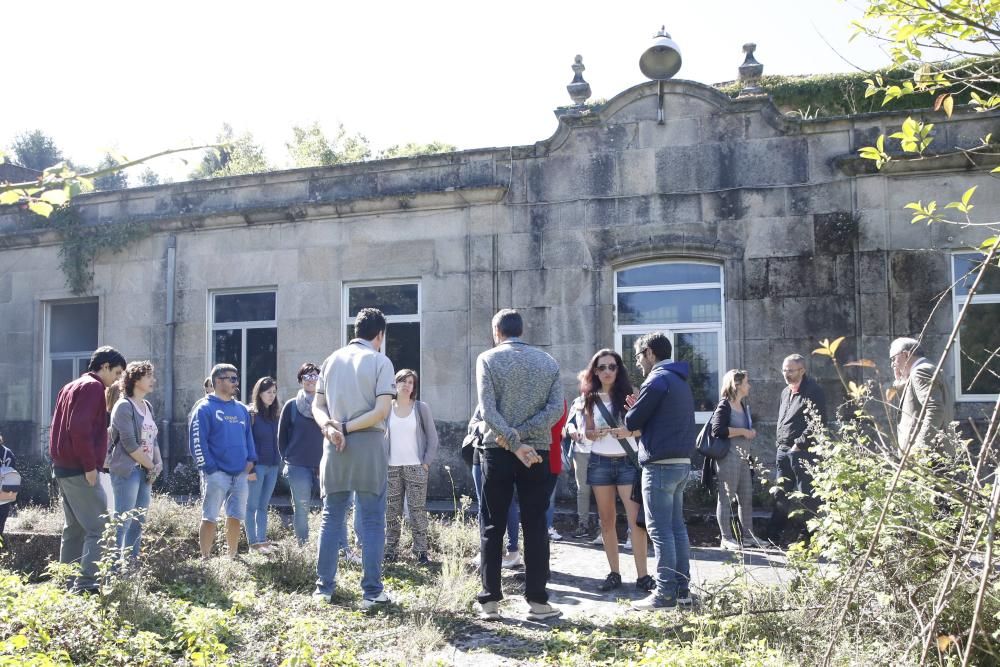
[582,349,652,593]
[383,369,439,565]
[107,361,162,565]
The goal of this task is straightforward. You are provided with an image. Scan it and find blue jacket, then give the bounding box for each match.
[624,360,696,465]
[189,395,257,475]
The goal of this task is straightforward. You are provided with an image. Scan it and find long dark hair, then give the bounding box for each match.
[249,376,279,421]
[581,348,632,418]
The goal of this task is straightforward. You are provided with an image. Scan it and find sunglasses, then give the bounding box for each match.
[219,376,239,383]
[301,373,320,381]
[596,364,618,372]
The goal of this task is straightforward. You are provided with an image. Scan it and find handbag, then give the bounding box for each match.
[593,399,647,529]
[695,420,731,460]
[461,423,484,467]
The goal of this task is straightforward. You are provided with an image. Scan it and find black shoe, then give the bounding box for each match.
[571,524,590,538]
[635,575,655,592]
[677,589,694,608]
[597,571,622,592]
[415,552,431,566]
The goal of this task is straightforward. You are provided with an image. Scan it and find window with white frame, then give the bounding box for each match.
[952,253,1000,399]
[614,261,725,421]
[343,281,421,377]
[46,300,99,415]
[210,290,277,398]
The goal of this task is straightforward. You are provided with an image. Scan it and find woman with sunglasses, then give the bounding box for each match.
[709,369,758,550]
[278,363,325,544]
[581,349,653,593]
[246,376,280,551]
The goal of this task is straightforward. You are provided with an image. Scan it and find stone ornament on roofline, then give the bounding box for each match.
[738,43,764,97]
[567,55,592,107]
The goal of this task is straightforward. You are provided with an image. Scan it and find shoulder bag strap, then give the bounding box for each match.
[593,399,641,470]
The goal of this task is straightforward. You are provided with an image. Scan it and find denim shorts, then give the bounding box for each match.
[201,470,249,521]
[587,453,639,487]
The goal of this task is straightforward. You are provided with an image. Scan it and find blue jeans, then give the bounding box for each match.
[473,461,519,552]
[285,464,319,544]
[110,466,151,562]
[642,463,691,600]
[315,489,386,599]
[246,464,279,545]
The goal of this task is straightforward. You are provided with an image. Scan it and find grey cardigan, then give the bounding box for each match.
[106,397,162,478]
[384,400,439,466]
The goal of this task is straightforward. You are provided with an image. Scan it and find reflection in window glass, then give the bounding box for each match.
[50,359,74,412]
[246,328,278,397]
[617,263,720,288]
[953,253,1000,296]
[348,284,419,316]
[617,289,722,325]
[676,332,719,413]
[958,303,1000,395]
[214,292,276,323]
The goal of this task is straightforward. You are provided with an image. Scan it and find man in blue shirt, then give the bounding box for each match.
[624,332,696,611]
[189,363,257,558]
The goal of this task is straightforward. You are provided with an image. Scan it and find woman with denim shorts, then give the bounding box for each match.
[581,349,653,593]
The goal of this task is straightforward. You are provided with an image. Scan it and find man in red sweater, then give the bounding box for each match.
[49,346,126,594]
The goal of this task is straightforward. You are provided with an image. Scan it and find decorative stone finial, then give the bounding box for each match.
[566,55,592,107]
[738,43,764,97]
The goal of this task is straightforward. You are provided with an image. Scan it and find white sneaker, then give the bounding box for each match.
[501,550,523,569]
[479,600,501,620]
[548,527,563,541]
[720,538,741,551]
[623,536,632,550]
[311,589,333,603]
[742,535,764,549]
[590,533,604,546]
[361,591,391,610]
[526,601,562,621]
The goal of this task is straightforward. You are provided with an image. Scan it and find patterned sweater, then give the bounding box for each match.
[475,337,564,451]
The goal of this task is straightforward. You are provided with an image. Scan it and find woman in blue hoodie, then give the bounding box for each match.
[246,377,280,551]
[278,363,324,544]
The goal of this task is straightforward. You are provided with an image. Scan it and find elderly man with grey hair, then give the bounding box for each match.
[890,337,955,456]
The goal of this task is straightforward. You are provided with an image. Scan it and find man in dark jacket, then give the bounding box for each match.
[49,345,126,593]
[624,332,696,611]
[766,353,827,546]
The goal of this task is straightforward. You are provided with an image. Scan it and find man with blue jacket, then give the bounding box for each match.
[189,363,257,558]
[624,332,696,611]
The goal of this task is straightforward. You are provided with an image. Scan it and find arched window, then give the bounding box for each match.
[615,261,725,421]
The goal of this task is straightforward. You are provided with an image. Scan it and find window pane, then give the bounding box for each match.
[676,332,720,413]
[213,329,242,374]
[620,333,646,391]
[959,303,1000,394]
[348,284,419,316]
[50,302,99,353]
[214,292,275,323]
[245,328,278,400]
[50,359,75,413]
[617,263,720,288]
[617,288,722,325]
[954,254,1000,296]
[384,322,420,379]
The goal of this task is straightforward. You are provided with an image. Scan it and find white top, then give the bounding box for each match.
[131,398,158,459]
[388,408,421,466]
[589,393,638,457]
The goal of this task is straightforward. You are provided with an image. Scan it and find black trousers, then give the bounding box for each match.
[0,503,10,542]
[767,447,818,543]
[477,448,551,605]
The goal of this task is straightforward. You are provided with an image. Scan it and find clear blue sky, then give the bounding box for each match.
[5,0,889,179]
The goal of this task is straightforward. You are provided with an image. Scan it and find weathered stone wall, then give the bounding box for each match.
[1,80,997,497]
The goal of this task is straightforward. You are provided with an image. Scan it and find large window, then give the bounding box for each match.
[615,261,725,421]
[343,281,421,376]
[952,253,1000,400]
[210,290,277,400]
[46,300,99,414]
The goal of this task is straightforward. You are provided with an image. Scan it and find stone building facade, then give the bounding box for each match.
[1,78,997,498]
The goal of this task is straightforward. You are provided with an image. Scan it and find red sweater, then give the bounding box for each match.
[49,372,108,474]
[549,400,567,475]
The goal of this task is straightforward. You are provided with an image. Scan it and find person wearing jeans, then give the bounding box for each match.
[624,332,696,610]
[278,363,324,544]
[311,308,396,610]
[247,376,281,550]
[107,360,163,565]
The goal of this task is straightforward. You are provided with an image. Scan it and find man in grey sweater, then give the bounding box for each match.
[475,309,565,621]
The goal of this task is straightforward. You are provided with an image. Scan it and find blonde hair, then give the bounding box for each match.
[720,369,748,401]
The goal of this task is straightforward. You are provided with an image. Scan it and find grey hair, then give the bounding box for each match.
[783,353,806,368]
